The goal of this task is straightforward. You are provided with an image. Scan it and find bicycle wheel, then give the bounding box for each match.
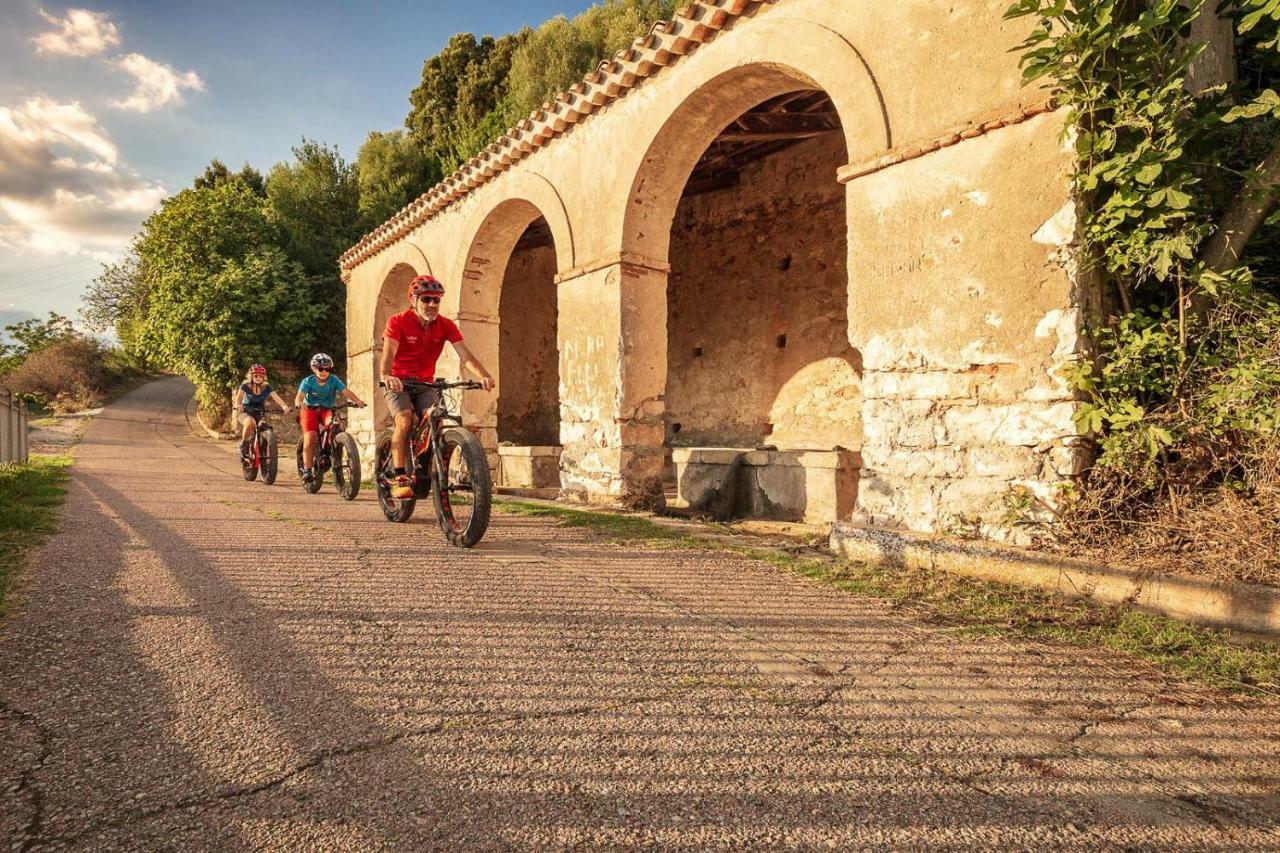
[375,429,415,522]
[433,427,491,548]
[296,438,322,494]
[260,428,278,485]
[333,432,361,501]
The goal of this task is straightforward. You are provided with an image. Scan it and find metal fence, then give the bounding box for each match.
[0,387,29,465]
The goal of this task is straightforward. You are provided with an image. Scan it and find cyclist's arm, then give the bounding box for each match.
[451,341,495,390]
[380,336,404,391]
[294,389,306,409]
[339,389,366,407]
[380,336,399,381]
[232,386,244,410]
[269,391,291,414]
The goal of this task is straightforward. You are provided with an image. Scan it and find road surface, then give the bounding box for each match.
[1,378,1277,849]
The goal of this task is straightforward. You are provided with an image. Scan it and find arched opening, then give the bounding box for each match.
[498,217,559,447]
[372,262,420,431]
[459,200,562,492]
[667,89,855,450]
[625,71,862,523]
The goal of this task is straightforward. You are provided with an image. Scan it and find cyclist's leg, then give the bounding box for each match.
[384,388,416,469]
[239,412,257,460]
[299,407,321,471]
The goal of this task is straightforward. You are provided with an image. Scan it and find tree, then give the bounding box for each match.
[505,0,677,121]
[193,158,267,196]
[356,130,441,231]
[133,181,316,418]
[0,312,77,374]
[265,139,361,355]
[401,1,678,175]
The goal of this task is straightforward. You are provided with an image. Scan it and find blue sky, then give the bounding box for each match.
[0,0,600,329]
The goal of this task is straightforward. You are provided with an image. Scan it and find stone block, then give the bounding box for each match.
[862,370,977,401]
[497,445,562,489]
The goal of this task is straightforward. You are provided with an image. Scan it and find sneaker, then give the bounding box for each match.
[391,475,414,500]
[300,468,313,482]
[239,441,251,464]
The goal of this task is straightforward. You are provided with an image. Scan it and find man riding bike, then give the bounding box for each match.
[233,364,290,464]
[382,275,495,499]
[295,353,366,483]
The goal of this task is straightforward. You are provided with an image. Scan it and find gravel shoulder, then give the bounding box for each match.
[1,377,1277,850]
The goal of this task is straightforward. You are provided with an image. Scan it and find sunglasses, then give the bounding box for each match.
[417,296,441,305]
[316,367,331,373]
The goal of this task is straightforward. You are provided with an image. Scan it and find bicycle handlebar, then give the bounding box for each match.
[380,379,485,391]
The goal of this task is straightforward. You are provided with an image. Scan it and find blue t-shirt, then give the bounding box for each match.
[239,382,272,411]
[298,374,345,408]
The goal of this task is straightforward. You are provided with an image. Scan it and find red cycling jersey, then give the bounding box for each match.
[383,310,463,380]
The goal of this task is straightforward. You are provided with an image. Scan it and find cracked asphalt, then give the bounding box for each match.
[2,377,1278,850]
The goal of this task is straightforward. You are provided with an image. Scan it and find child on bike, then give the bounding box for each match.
[295,353,366,482]
[234,364,291,464]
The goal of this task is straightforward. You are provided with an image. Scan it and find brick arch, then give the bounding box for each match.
[617,17,889,264]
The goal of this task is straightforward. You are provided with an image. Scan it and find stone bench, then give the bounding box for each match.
[669,447,861,524]
[497,445,562,490]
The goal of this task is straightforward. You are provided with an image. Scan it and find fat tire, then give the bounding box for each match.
[434,427,492,548]
[334,432,361,501]
[375,429,415,522]
[261,429,278,485]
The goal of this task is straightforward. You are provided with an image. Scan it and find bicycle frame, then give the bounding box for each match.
[305,404,351,472]
[379,379,479,498]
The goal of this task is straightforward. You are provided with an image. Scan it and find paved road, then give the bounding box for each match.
[1,378,1278,850]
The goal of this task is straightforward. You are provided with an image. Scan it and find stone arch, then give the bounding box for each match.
[455,193,568,457]
[617,17,889,264]
[371,261,421,430]
[615,21,877,519]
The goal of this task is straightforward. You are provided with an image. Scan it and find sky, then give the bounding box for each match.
[0,0,600,330]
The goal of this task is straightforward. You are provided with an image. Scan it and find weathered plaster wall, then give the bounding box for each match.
[848,111,1083,538]
[498,240,560,446]
[666,132,857,451]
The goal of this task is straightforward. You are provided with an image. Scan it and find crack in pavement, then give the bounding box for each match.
[0,699,52,852]
[33,685,716,849]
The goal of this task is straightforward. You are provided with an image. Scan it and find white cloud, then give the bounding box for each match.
[0,97,117,167]
[111,53,204,113]
[33,8,121,58]
[0,97,165,256]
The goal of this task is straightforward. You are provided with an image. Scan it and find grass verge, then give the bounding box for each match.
[0,454,72,612]
[497,499,1280,695]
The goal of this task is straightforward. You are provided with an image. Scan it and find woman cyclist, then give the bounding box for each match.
[233,364,291,464]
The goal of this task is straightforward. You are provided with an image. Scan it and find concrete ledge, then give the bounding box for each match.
[830,522,1280,638]
[497,445,563,458]
[497,445,561,490]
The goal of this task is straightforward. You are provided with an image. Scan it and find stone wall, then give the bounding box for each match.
[498,239,559,446]
[666,132,859,452]
[847,112,1085,539]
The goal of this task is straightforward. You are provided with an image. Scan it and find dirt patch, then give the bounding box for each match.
[27,411,99,455]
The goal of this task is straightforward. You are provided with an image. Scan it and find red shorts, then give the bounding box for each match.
[299,407,333,433]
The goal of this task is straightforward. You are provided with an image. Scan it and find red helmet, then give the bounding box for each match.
[409,275,445,301]
[249,364,266,377]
